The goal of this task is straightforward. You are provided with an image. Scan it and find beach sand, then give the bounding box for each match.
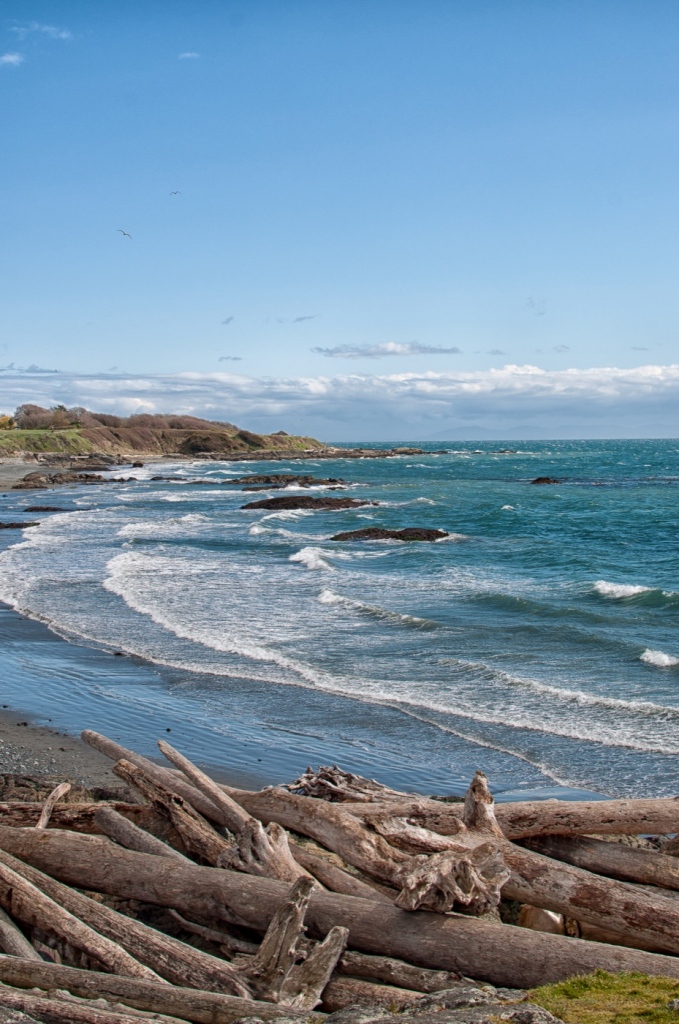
[0,707,122,789]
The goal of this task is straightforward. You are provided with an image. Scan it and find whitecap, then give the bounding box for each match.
[593,580,652,599]
[640,649,679,668]
[501,505,515,510]
[318,588,432,627]
[289,547,334,570]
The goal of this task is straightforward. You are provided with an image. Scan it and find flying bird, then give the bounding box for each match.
[221,316,234,325]
[170,191,181,196]
[117,229,132,239]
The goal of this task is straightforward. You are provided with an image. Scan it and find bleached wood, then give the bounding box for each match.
[290,842,394,902]
[0,846,248,996]
[525,834,679,890]
[337,951,463,992]
[321,975,421,1012]
[0,984,186,1024]
[94,806,191,862]
[6,828,679,987]
[0,955,307,1024]
[0,905,41,960]
[0,855,157,980]
[36,783,71,830]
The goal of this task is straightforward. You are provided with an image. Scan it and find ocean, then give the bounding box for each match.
[0,439,678,800]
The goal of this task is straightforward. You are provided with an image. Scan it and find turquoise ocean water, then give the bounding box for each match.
[0,439,677,799]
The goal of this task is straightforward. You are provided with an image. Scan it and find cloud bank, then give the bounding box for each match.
[312,341,462,359]
[0,363,677,440]
[0,53,23,66]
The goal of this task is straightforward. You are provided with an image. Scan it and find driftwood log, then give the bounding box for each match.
[502,842,679,954]
[321,976,421,1012]
[290,842,394,902]
[0,854,160,980]
[4,828,679,987]
[158,739,308,883]
[0,846,249,996]
[94,805,191,863]
[337,951,463,992]
[36,781,71,829]
[0,955,313,1024]
[525,835,679,890]
[0,984,187,1024]
[0,904,41,960]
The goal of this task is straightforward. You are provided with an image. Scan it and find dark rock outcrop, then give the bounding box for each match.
[0,522,38,529]
[331,527,448,542]
[227,474,346,487]
[23,506,68,512]
[243,496,373,511]
[530,477,560,485]
[12,472,107,490]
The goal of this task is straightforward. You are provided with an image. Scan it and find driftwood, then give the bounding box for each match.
[337,951,463,992]
[242,877,347,1008]
[502,842,679,955]
[158,740,308,883]
[82,731,224,824]
[0,846,249,996]
[321,976,421,1012]
[94,806,191,863]
[0,955,310,1024]
[0,984,187,1024]
[525,835,679,890]
[167,910,259,955]
[0,905,41,960]
[221,772,508,914]
[36,782,72,829]
[114,758,233,866]
[0,854,159,980]
[290,842,394,902]
[4,828,679,988]
[0,800,165,835]
[344,794,679,841]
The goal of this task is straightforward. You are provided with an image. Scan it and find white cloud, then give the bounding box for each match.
[1,363,678,440]
[0,53,23,66]
[312,341,462,359]
[178,52,200,59]
[11,22,71,40]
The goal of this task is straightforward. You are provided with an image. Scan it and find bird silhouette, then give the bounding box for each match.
[170,191,181,196]
[117,229,132,239]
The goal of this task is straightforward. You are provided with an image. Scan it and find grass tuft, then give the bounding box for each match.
[530,970,679,1024]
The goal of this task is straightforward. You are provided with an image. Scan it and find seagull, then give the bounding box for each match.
[117,229,132,239]
[170,191,181,196]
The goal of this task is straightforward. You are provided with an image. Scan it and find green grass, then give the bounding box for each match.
[530,971,679,1024]
[0,429,96,454]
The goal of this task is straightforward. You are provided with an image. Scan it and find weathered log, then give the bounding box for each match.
[525,835,679,890]
[113,758,231,865]
[321,976,421,1012]
[225,773,508,914]
[167,910,259,955]
[94,806,191,863]
[0,855,158,980]
[0,801,165,835]
[279,925,348,1010]
[0,955,310,1024]
[240,876,348,1008]
[502,842,679,954]
[284,765,406,804]
[82,730,224,824]
[337,951,463,993]
[343,795,679,840]
[36,782,71,830]
[0,846,249,996]
[0,984,186,1024]
[290,843,394,903]
[0,905,41,960]
[157,740,308,883]
[5,828,679,987]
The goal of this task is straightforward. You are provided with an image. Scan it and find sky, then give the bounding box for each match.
[1,1,678,439]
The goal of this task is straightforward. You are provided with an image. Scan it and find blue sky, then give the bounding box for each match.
[1,1,678,438]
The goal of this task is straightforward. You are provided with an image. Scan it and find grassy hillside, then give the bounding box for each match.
[0,425,326,457]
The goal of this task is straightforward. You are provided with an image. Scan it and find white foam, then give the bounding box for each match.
[289,547,333,571]
[501,505,515,510]
[594,580,652,599]
[318,588,431,626]
[640,649,679,668]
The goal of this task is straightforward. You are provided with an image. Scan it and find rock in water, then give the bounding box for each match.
[530,477,560,485]
[331,527,448,542]
[242,496,373,510]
